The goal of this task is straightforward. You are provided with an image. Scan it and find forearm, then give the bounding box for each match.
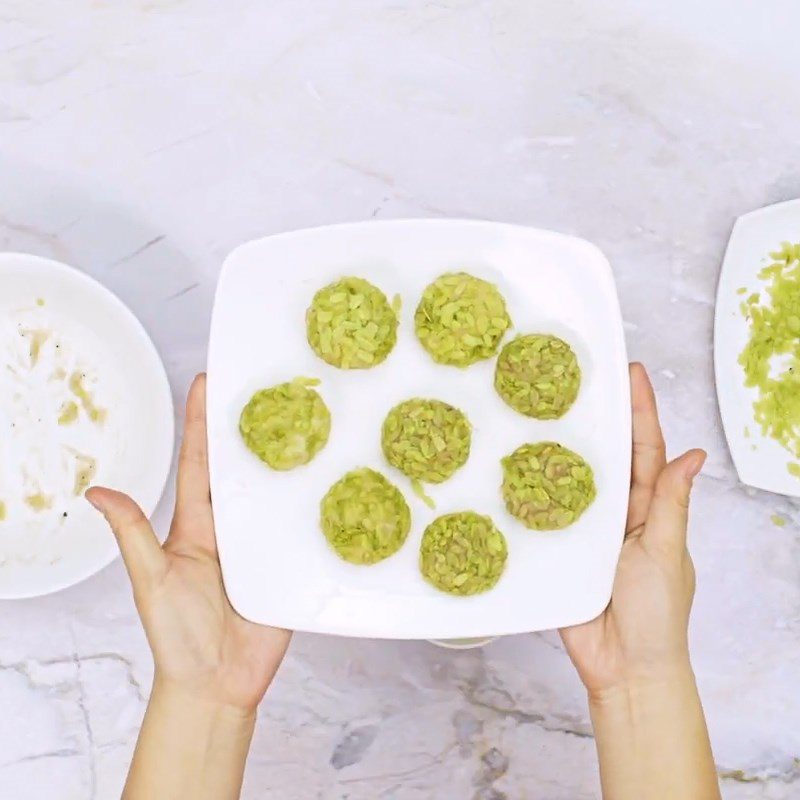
[123,680,256,800]
[589,668,720,800]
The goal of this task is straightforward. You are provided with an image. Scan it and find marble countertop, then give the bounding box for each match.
[2,1,800,798]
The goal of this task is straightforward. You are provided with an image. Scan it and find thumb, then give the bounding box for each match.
[85,487,166,594]
[643,449,705,555]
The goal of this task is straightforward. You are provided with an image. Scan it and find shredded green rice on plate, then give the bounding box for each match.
[306,276,398,369]
[414,272,511,367]
[501,442,596,530]
[381,398,471,483]
[494,333,581,419]
[410,478,436,509]
[239,378,330,470]
[738,241,800,459]
[320,468,411,565]
[419,511,507,596]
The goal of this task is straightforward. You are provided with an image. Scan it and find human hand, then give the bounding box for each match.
[560,362,705,698]
[559,363,719,799]
[86,374,291,714]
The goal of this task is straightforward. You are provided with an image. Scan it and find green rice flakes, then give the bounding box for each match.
[414,272,511,367]
[494,334,581,419]
[239,378,330,470]
[739,241,800,458]
[419,511,507,595]
[320,467,410,565]
[381,398,471,483]
[501,442,596,530]
[306,277,398,369]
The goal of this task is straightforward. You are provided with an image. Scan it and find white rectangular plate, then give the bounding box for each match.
[714,199,800,497]
[207,220,630,639]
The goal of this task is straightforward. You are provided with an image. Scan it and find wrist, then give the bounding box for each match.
[587,659,696,710]
[152,670,260,718]
[588,665,703,769]
[150,677,257,738]
[123,678,257,800]
[587,664,720,800]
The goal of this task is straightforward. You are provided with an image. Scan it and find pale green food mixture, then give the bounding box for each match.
[738,241,800,461]
[494,334,581,419]
[25,493,53,512]
[306,277,398,369]
[381,398,471,484]
[0,501,5,521]
[410,478,436,509]
[501,442,596,530]
[69,372,106,424]
[414,272,511,367]
[419,511,507,596]
[73,455,97,496]
[26,329,49,367]
[239,378,331,470]
[58,400,79,426]
[320,467,410,565]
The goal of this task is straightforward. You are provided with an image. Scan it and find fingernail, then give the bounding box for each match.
[84,490,102,511]
[685,451,706,480]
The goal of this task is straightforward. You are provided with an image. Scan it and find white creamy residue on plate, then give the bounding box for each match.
[0,300,116,565]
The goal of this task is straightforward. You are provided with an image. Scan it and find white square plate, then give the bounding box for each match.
[207,220,630,639]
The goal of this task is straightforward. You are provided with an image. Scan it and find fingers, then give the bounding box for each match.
[642,449,706,555]
[626,363,667,534]
[170,374,216,550]
[176,374,210,508]
[85,486,166,593]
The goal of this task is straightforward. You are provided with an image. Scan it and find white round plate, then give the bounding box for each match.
[0,253,174,598]
[207,220,630,640]
[428,637,498,650]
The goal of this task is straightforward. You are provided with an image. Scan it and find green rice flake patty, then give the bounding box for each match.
[495,334,581,419]
[306,276,398,369]
[501,442,596,530]
[419,511,508,595]
[320,468,411,565]
[414,272,511,367]
[239,378,331,470]
[739,241,800,458]
[381,398,471,483]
